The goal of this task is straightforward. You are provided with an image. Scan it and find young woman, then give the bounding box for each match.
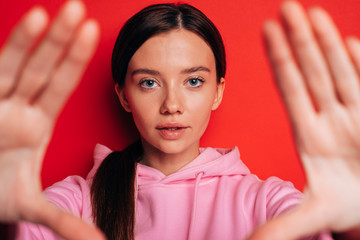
[1,1,360,240]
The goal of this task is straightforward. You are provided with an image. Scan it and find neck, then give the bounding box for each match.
[140,140,200,176]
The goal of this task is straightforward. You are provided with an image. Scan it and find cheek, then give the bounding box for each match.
[127,93,159,133]
[185,90,216,127]
[131,106,150,128]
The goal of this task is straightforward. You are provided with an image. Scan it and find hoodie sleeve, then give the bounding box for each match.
[256,176,333,240]
[15,175,93,240]
[260,176,303,218]
[15,144,110,240]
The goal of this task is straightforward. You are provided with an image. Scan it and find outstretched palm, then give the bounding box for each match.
[250,1,360,239]
[0,1,104,239]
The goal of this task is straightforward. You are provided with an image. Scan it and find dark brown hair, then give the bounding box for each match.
[91,3,226,239]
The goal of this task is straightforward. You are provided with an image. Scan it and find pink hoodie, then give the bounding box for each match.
[16,145,332,239]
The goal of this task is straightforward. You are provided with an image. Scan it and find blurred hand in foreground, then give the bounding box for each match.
[0,1,104,239]
[249,1,360,239]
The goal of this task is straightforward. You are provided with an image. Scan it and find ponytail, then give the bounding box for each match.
[91,140,143,240]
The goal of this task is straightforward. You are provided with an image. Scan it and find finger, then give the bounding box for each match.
[247,200,327,240]
[308,7,360,107]
[263,20,315,132]
[281,1,337,110]
[346,37,360,103]
[0,7,48,98]
[36,20,100,118]
[15,0,86,101]
[26,198,105,240]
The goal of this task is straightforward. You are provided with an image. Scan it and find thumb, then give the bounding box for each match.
[247,200,327,240]
[24,197,106,240]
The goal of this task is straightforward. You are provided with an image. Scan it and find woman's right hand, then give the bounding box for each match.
[0,1,104,239]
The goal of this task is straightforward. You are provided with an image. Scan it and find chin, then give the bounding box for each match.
[146,138,198,155]
[157,141,191,154]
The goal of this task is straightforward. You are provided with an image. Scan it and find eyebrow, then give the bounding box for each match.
[131,66,211,76]
[131,69,160,76]
[181,66,211,74]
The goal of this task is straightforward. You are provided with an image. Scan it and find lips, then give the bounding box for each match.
[156,123,187,129]
[156,123,188,140]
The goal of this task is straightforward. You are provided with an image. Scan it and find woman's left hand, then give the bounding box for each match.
[249,1,360,239]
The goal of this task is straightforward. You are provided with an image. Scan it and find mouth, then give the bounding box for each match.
[156,123,188,130]
[156,127,186,130]
[156,124,188,140]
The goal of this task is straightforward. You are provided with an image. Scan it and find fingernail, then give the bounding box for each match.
[25,7,48,36]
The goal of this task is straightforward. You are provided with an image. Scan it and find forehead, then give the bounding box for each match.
[128,29,216,72]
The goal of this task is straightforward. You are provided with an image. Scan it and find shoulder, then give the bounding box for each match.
[206,145,302,210]
[15,175,92,240]
[249,175,303,221]
[43,144,112,215]
[44,175,92,218]
[14,144,112,240]
[236,175,333,240]
[254,176,302,217]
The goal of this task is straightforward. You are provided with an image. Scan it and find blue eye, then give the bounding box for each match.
[140,79,158,89]
[187,78,204,87]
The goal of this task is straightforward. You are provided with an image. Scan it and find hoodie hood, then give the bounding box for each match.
[89,144,250,184]
[136,147,250,186]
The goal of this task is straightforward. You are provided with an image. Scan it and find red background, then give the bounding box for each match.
[1,0,359,190]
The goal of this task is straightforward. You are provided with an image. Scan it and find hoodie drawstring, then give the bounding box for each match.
[187,171,204,240]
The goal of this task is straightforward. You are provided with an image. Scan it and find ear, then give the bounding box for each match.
[212,77,225,110]
[115,84,131,112]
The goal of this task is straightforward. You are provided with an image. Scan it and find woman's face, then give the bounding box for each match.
[116,29,225,156]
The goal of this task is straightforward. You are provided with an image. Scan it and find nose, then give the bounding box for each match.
[160,88,184,115]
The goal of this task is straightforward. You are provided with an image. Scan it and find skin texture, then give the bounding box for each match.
[116,29,225,176]
[0,0,360,239]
